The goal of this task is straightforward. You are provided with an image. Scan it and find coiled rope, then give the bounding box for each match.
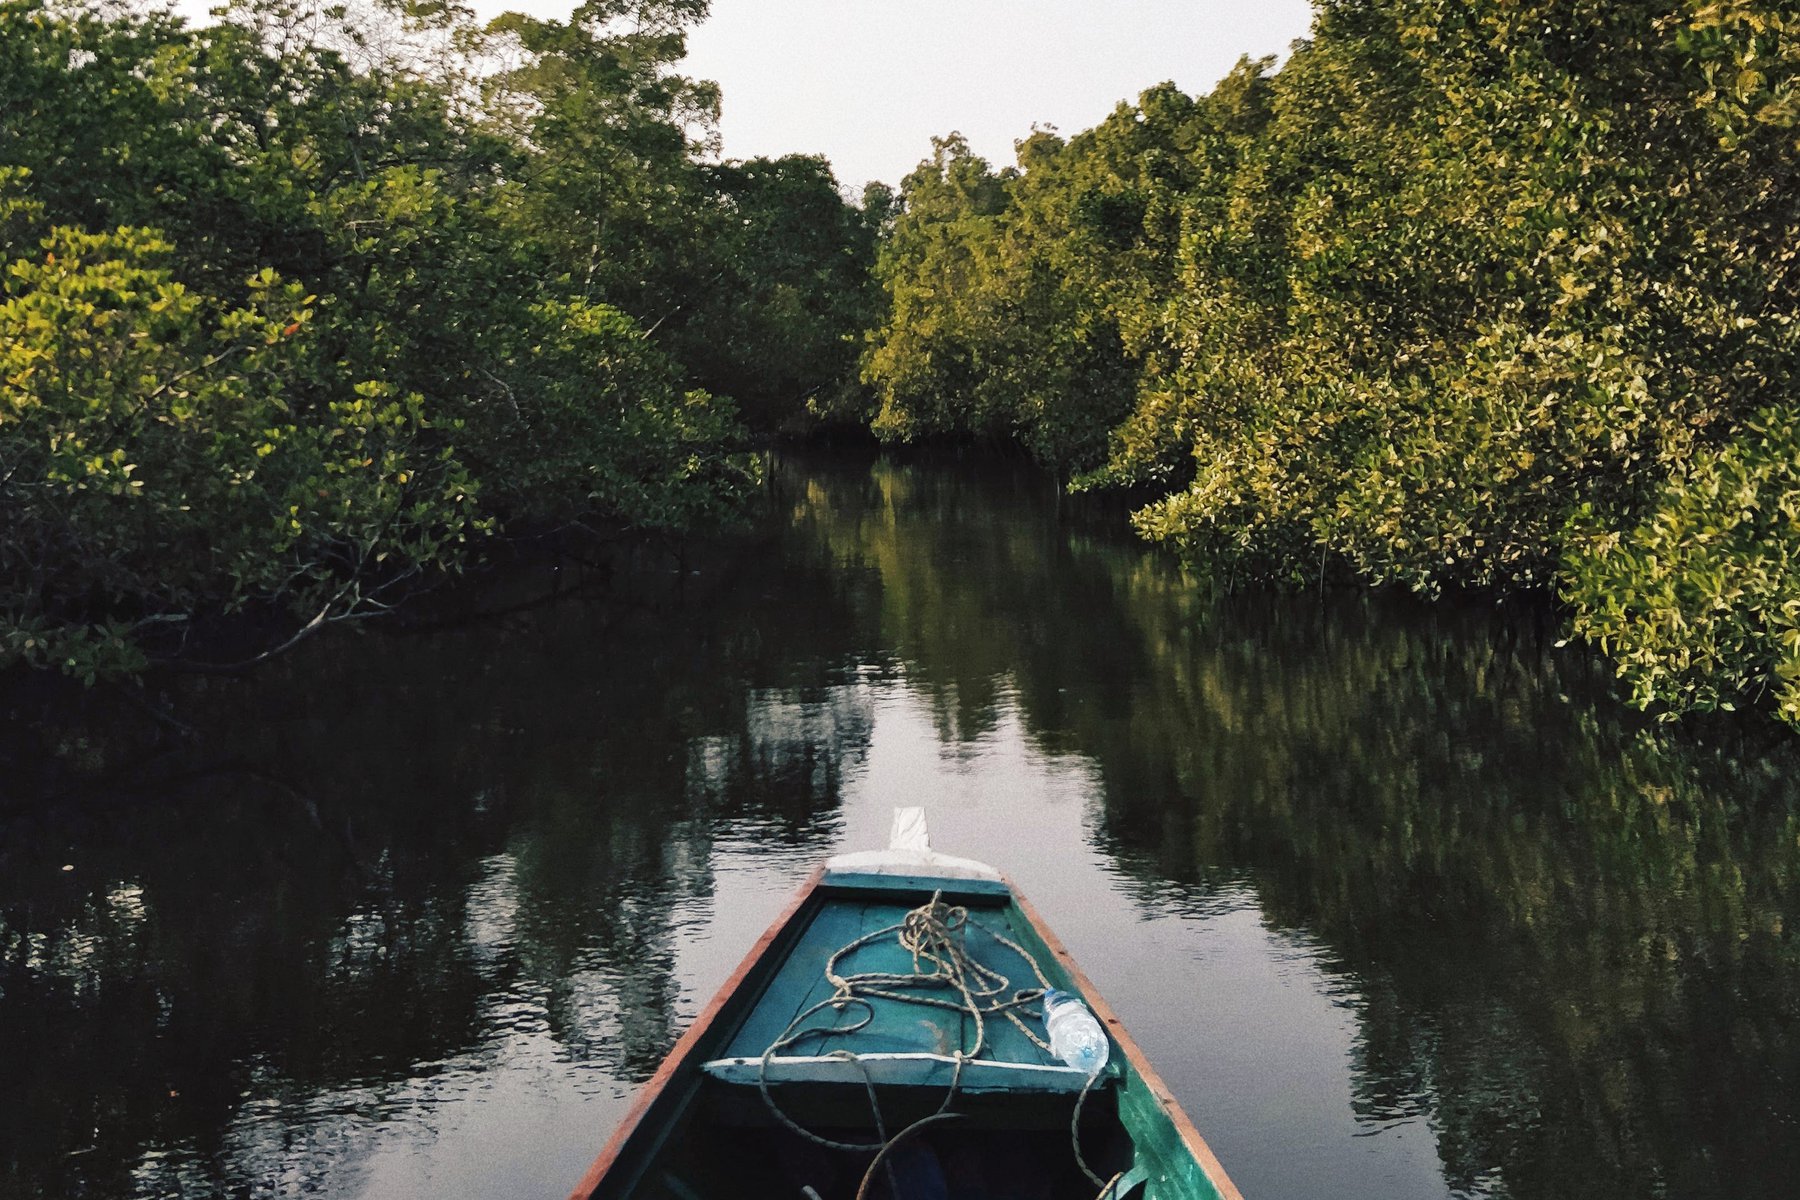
[759,892,1116,1199]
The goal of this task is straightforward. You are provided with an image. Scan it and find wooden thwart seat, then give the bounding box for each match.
[700,1051,1111,1093]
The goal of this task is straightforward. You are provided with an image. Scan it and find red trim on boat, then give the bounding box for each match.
[567,865,826,1200]
[1005,874,1247,1200]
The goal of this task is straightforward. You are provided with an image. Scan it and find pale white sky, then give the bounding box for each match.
[679,0,1317,189]
[483,0,1316,190]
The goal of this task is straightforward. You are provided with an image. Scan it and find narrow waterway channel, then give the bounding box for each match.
[4,450,1797,1200]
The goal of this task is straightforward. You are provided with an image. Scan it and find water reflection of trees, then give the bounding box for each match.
[1070,568,1800,1200]
[0,531,873,1198]
[9,451,1799,1200]
[793,451,1800,1200]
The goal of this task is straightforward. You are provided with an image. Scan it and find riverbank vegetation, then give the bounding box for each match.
[862,0,1800,727]
[7,0,1798,734]
[0,0,880,679]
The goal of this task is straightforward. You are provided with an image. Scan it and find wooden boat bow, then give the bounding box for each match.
[568,810,1243,1200]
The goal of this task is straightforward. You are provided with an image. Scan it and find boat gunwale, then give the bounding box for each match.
[1002,872,1245,1200]
[567,863,1245,1200]
[566,864,826,1200]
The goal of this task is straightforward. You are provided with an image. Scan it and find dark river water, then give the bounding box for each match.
[4,450,1799,1200]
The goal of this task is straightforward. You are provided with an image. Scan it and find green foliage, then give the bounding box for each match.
[862,130,1144,473]
[863,0,1800,725]
[485,0,722,321]
[0,0,868,677]
[679,155,885,431]
[1678,0,1800,144]
[482,296,755,526]
[0,216,481,677]
[1566,405,1800,723]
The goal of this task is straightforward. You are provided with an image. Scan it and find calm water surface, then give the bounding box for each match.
[3,451,1798,1200]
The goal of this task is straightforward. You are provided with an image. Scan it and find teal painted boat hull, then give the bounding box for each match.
[570,851,1242,1200]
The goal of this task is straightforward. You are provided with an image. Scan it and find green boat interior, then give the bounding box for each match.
[580,811,1233,1200]
[602,881,1187,1198]
[642,1109,1141,1200]
[714,890,1091,1083]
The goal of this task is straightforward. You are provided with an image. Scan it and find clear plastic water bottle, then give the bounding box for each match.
[1043,988,1109,1074]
